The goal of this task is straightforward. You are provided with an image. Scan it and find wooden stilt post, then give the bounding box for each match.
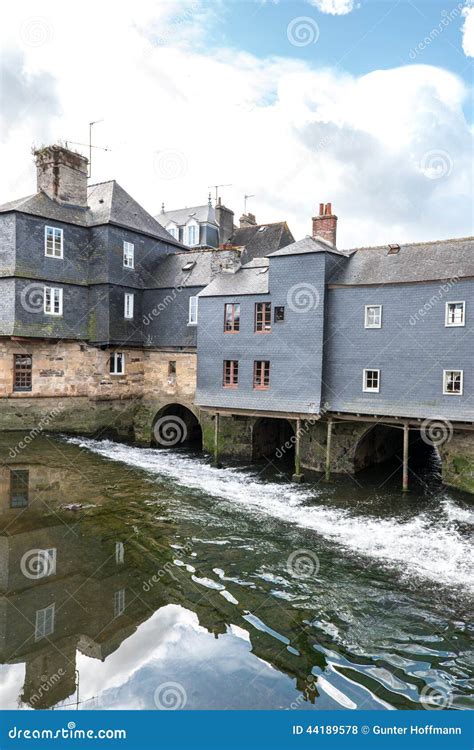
[214,412,220,466]
[402,423,409,492]
[292,418,304,482]
[325,418,333,481]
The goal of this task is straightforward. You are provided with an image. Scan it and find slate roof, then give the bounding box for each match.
[199,258,269,297]
[157,204,218,227]
[268,235,348,258]
[331,237,474,285]
[153,250,215,289]
[0,181,181,246]
[229,222,294,263]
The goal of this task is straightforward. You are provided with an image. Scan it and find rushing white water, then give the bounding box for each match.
[66,438,474,594]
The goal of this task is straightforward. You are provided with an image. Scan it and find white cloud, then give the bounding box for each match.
[0,0,472,249]
[462,3,474,56]
[309,0,355,14]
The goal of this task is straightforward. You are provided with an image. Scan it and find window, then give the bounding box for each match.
[13,354,32,392]
[445,302,465,327]
[443,369,463,395]
[223,360,239,387]
[167,224,179,240]
[35,604,55,641]
[188,296,198,325]
[253,360,270,389]
[224,303,240,333]
[109,352,125,375]
[168,360,176,384]
[186,223,198,246]
[45,226,63,258]
[10,469,29,508]
[363,369,380,393]
[114,589,125,617]
[115,542,124,564]
[124,293,134,319]
[182,260,196,272]
[255,302,271,332]
[274,306,285,322]
[44,287,63,316]
[123,241,134,269]
[365,305,382,328]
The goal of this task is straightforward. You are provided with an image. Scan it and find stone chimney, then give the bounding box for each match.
[34,145,89,207]
[312,202,337,246]
[215,197,235,244]
[210,247,241,277]
[239,212,257,228]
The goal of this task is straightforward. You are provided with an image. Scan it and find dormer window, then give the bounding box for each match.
[167,223,179,240]
[45,226,63,258]
[185,222,199,247]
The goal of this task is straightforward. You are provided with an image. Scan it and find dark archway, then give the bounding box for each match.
[252,418,295,463]
[152,403,202,449]
[353,424,439,479]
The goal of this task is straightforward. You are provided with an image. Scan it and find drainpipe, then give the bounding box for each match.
[325,418,333,481]
[214,413,220,467]
[292,417,305,483]
[402,423,409,492]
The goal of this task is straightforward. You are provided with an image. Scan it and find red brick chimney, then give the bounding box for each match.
[312,202,337,246]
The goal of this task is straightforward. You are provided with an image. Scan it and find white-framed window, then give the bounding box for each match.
[188,296,198,325]
[445,301,465,327]
[363,368,380,393]
[124,293,134,319]
[185,222,198,246]
[114,589,125,617]
[115,541,124,564]
[167,224,179,240]
[364,304,382,328]
[26,548,56,579]
[35,603,55,641]
[45,226,63,258]
[109,352,125,375]
[44,286,63,316]
[123,241,134,269]
[443,369,463,395]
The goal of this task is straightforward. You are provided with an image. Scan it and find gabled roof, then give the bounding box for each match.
[331,237,474,285]
[268,234,348,258]
[228,221,294,263]
[0,181,181,246]
[157,204,218,228]
[199,258,269,297]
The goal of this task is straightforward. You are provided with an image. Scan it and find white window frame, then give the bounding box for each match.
[364,304,382,329]
[188,296,198,325]
[445,301,465,327]
[110,352,125,376]
[44,226,63,259]
[124,293,134,320]
[44,286,63,316]
[123,241,135,269]
[114,588,125,617]
[115,541,124,564]
[185,222,199,247]
[443,369,463,395]
[363,368,380,393]
[167,223,179,240]
[35,603,55,641]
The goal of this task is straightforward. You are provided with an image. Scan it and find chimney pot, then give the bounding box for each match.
[312,201,337,246]
[319,203,324,216]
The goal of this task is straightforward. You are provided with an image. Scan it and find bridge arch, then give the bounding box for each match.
[251,417,295,462]
[352,423,439,477]
[151,402,202,449]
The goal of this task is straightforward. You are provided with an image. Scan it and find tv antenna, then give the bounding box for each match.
[244,194,255,214]
[66,120,111,178]
[208,183,232,203]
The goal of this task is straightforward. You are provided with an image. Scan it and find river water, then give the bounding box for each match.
[0,433,472,711]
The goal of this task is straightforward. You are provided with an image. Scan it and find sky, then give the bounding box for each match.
[0,0,473,248]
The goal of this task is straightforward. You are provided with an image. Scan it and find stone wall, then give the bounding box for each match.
[438,430,474,494]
